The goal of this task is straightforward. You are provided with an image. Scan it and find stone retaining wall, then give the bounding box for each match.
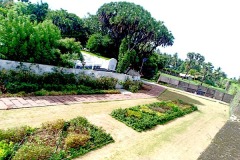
[157,74,233,103]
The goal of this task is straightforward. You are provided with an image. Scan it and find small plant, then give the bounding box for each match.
[0,140,14,160]
[0,126,34,143]
[12,143,54,160]
[65,133,90,149]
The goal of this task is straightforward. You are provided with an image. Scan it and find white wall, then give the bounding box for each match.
[0,59,136,88]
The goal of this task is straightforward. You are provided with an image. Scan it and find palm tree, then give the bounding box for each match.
[183,52,205,79]
[200,62,214,85]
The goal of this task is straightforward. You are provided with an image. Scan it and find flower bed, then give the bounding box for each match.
[0,117,114,160]
[111,100,198,132]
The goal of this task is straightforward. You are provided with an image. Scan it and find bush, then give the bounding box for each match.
[65,133,90,149]
[0,70,119,95]
[41,119,65,132]
[0,140,14,160]
[12,143,54,160]
[111,100,198,132]
[0,126,33,143]
[122,79,142,93]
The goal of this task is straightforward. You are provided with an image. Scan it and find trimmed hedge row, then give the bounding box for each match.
[0,117,114,160]
[111,100,198,132]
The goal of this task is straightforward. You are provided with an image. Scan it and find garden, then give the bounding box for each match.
[0,69,120,97]
[0,117,114,160]
[111,99,198,132]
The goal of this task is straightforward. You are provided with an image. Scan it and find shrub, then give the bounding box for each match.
[12,143,54,160]
[41,119,65,132]
[6,83,39,93]
[65,133,90,149]
[0,126,33,143]
[122,79,143,93]
[0,140,14,160]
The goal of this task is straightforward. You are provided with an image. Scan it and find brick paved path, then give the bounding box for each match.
[0,83,165,110]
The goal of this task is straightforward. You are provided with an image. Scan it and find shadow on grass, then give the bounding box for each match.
[158,90,203,106]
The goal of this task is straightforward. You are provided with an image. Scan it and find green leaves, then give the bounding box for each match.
[97,2,174,72]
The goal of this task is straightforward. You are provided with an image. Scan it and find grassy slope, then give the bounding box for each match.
[81,50,110,60]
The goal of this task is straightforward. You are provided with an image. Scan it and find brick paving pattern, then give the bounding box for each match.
[0,84,165,110]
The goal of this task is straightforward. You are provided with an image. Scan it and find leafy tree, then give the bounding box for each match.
[14,0,49,22]
[97,2,174,72]
[86,33,113,57]
[83,13,102,37]
[57,38,84,67]
[183,52,205,79]
[0,10,80,66]
[47,9,88,44]
[200,62,214,85]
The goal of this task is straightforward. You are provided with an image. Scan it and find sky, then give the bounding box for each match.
[30,0,240,78]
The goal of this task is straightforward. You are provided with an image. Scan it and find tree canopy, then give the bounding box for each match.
[97,2,174,71]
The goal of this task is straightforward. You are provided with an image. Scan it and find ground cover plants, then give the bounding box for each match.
[111,99,198,132]
[0,69,119,96]
[0,117,114,160]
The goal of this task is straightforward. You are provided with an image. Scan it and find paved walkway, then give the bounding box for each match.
[0,83,165,110]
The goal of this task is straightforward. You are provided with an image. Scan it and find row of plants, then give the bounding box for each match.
[111,99,198,132]
[0,117,114,160]
[0,69,119,96]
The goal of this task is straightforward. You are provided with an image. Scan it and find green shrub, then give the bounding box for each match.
[122,79,143,93]
[0,140,14,160]
[12,143,54,160]
[111,100,198,132]
[0,126,33,143]
[65,133,90,149]
[6,83,39,93]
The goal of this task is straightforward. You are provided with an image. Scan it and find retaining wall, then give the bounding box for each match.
[0,59,136,88]
[157,74,233,103]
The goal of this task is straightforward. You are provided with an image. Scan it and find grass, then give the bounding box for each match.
[81,51,110,60]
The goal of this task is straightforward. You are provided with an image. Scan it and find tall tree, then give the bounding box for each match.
[97,2,174,72]
[200,62,214,85]
[183,52,205,79]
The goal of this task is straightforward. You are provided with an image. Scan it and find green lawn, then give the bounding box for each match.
[81,50,110,60]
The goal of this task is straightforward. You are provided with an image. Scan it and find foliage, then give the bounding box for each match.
[122,79,143,93]
[1,117,114,160]
[111,100,198,132]
[0,141,14,160]
[12,143,54,160]
[14,1,49,22]
[0,70,119,95]
[47,9,88,44]
[64,133,90,149]
[97,1,174,72]
[86,33,113,57]
[57,38,84,67]
[0,126,33,143]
